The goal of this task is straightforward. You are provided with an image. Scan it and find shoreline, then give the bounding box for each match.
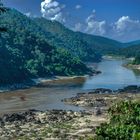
[32,75,89,84]
[0,75,89,93]
[125,63,140,71]
[0,60,101,93]
[63,85,140,107]
[102,55,125,60]
[0,61,101,93]
[122,57,140,71]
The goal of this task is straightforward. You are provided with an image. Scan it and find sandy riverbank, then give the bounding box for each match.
[32,75,88,84]
[126,64,140,70]
[0,75,89,93]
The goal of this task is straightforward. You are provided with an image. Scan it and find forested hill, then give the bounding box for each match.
[0,8,91,84]
[120,44,140,64]
[34,18,140,56]
[122,40,140,48]
[119,44,140,58]
[1,7,139,85]
[34,18,101,62]
[34,18,122,57]
[35,17,140,64]
[75,32,122,54]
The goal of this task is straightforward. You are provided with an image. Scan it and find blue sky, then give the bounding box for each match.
[2,0,140,42]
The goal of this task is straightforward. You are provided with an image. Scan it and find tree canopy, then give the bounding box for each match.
[0,8,91,84]
[0,0,7,32]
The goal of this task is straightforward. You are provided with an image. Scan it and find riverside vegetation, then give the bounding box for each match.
[64,86,140,140]
[95,101,140,140]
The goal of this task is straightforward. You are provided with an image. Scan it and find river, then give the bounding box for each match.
[0,59,140,115]
[83,59,140,90]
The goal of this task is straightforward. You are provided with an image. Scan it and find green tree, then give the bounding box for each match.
[95,101,140,140]
[133,55,140,65]
[0,0,7,32]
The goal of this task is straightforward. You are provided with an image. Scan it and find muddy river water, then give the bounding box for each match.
[0,59,140,115]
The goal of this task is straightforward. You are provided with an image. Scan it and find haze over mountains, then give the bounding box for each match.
[0,7,140,85]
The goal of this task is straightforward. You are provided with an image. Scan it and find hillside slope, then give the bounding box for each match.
[123,40,140,48]
[1,7,137,84]
[34,18,124,59]
[75,32,122,54]
[121,44,140,57]
[0,9,91,84]
[34,18,102,62]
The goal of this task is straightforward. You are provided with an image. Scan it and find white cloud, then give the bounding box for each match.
[74,23,83,31]
[24,12,37,18]
[85,10,106,35]
[25,12,31,17]
[73,10,106,35]
[115,16,130,31]
[111,16,140,41]
[40,1,140,42]
[75,5,82,10]
[114,16,140,33]
[41,0,65,22]
[86,20,106,35]
[73,13,140,41]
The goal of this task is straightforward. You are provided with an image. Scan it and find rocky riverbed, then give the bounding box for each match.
[63,86,140,111]
[1,86,140,140]
[0,109,107,140]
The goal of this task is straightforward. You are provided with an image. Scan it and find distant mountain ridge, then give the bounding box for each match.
[34,18,101,62]
[122,40,140,48]
[34,18,123,56]
[34,18,140,56]
[120,44,140,58]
